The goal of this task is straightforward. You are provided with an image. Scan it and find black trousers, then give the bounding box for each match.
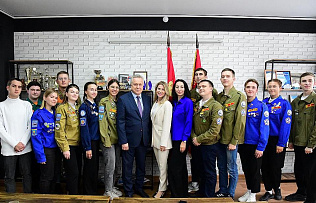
[63,146,82,195]
[83,140,100,195]
[294,145,314,195]
[261,136,286,191]
[239,144,262,193]
[189,139,202,183]
[3,152,32,193]
[122,142,147,196]
[168,141,188,198]
[306,150,316,202]
[200,143,218,197]
[39,147,59,194]
[30,150,40,193]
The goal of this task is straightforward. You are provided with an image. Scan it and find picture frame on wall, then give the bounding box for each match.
[133,71,148,89]
[276,71,291,89]
[264,70,276,89]
[118,74,130,89]
[291,73,301,89]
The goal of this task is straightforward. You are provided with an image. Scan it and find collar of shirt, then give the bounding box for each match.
[268,95,282,103]
[299,91,315,103]
[131,91,143,109]
[248,97,259,106]
[221,86,237,98]
[199,98,210,109]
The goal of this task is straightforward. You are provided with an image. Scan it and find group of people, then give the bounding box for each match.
[0,68,315,203]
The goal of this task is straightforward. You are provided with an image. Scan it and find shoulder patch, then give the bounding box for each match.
[287,110,292,116]
[99,106,105,113]
[218,109,223,117]
[99,114,104,121]
[32,129,37,136]
[241,101,246,108]
[56,113,61,121]
[80,118,86,126]
[286,117,291,124]
[55,123,60,130]
[80,110,86,117]
[264,111,269,117]
[264,119,269,126]
[241,109,246,116]
[32,120,38,128]
[217,118,222,125]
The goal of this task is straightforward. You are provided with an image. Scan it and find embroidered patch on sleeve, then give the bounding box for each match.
[56,114,61,121]
[32,120,38,128]
[80,118,86,126]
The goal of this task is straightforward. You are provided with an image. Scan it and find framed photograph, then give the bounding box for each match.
[133,71,148,89]
[118,74,130,89]
[276,71,291,89]
[264,70,276,89]
[291,73,301,89]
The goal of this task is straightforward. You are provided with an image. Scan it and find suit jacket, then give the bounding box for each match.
[117,92,152,148]
[150,100,173,149]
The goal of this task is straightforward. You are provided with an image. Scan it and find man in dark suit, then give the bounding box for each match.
[117,75,152,197]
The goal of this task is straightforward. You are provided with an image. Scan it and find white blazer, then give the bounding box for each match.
[150,100,173,149]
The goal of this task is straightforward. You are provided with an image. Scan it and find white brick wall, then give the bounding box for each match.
[14,31,316,175]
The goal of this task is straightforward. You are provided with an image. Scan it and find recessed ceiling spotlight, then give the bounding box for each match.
[163,16,169,23]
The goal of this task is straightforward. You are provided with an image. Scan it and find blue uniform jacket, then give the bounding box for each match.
[263,96,292,147]
[79,100,100,151]
[244,97,269,151]
[172,96,193,141]
[31,108,57,163]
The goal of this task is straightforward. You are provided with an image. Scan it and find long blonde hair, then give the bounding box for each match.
[154,81,169,104]
[40,88,58,109]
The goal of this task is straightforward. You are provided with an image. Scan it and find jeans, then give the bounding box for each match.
[200,143,218,197]
[217,143,238,197]
[3,152,32,193]
[101,143,116,192]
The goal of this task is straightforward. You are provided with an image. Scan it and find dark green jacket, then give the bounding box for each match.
[216,87,247,145]
[191,97,223,145]
[290,92,316,148]
[99,96,118,147]
[190,88,218,106]
[27,98,42,112]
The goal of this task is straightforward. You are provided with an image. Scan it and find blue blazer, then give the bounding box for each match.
[117,92,152,147]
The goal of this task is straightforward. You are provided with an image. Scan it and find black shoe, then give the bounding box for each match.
[135,189,149,198]
[215,190,229,198]
[259,192,274,201]
[285,193,306,201]
[274,189,282,200]
[125,194,133,197]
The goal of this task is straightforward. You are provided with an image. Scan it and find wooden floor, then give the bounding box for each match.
[0,176,302,202]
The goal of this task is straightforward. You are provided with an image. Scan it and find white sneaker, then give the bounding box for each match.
[246,193,256,202]
[113,187,123,197]
[104,191,119,200]
[238,190,251,202]
[188,182,199,192]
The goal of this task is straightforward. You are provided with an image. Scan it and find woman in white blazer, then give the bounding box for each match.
[151,81,173,198]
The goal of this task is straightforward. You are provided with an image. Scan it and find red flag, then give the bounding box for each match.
[191,34,202,89]
[167,47,175,97]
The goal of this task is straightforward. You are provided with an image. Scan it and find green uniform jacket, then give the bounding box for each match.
[99,96,118,147]
[216,87,247,145]
[27,98,42,112]
[55,103,80,152]
[290,92,316,148]
[190,88,218,106]
[191,97,223,145]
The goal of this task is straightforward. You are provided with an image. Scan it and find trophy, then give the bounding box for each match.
[94,70,106,90]
[25,67,33,84]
